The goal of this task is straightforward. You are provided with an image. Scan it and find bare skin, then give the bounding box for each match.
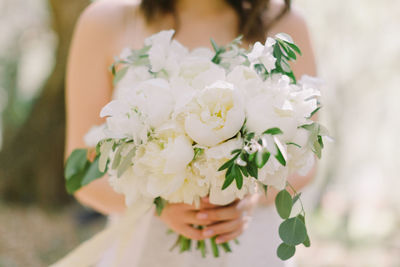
[65,0,317,243]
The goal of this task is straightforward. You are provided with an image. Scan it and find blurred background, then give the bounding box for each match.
[0,0,399,266]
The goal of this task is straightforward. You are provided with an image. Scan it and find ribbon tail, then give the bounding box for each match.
[50,201,153,267]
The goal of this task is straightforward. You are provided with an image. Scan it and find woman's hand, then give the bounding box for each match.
[158,194,260,243]
[200,194,259,244]
[158,201,216,240]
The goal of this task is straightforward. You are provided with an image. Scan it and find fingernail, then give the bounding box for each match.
[203,229,214,237]
[215,238,223,244]
[197,212,208,219]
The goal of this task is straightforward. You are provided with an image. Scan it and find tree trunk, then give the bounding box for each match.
[0,0,90,207]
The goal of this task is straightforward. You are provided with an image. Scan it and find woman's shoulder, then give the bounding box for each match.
[268,1,310,38]
[75,0,139,39]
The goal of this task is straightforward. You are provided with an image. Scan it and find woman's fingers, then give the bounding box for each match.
[196,204,242,221]
[184,210,214,226]
[215,228,243,244]
[180,224,205,240]
[201,218,243,238]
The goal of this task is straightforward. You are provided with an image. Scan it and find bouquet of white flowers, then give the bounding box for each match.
[63,30,328,263]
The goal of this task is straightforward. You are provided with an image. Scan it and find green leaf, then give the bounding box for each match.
[292,193,302,205]
[113,66,129,86]
[275,145,287,166]
[239,165,248,177]
[297,214,311,247]
[248,152,256,162]
[255,151,271,168]
[112,144,125,170]
[81,156,107,186]
[246,162,258,179]
[303,235,311,247]
[279,217,307,246]
[263,127,283,135]
[318,135,324,149]
[65,149,88,179]
[284,41,302,55]
[233,165,243,189]
[286,142,302,148]
[308,106,321,118]
[99,140,114,172]
[117,147,137,177]
[218,158,234,172]
[210,237,220,257]
[210,38,219,52]
[66,172,85,194]
[275,190,292,219]
[277,243,296,261]
[154,197,166,216]
[222,166,235,190]
[193,147,205,161]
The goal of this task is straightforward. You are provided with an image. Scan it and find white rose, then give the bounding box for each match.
[247,37,276,72]
[184,80,245,147]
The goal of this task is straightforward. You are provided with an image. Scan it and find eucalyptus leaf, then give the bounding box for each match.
[275,190,292,219]
[81,156,107,186]
[277,243,296,261]
[279,217,307,246]
[112,143,125,170]
[99,140,114,172]
[113,66,129,86]
[117,147,137,177]
[65,149,88,179]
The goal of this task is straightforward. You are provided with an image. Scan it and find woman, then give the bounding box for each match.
[66,0,317,266]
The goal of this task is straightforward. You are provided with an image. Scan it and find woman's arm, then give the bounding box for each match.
[65,2,127,215]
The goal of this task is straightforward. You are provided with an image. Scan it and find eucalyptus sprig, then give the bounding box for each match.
[217,126,288,190]
[274,183,310,260]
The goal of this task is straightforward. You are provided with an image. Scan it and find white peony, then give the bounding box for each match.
[144,29,189,75]
[84,124,107,147]
[184,80,245,147]
[247,37,276,72]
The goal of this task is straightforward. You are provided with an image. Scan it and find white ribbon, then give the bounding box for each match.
[50,201,153,267]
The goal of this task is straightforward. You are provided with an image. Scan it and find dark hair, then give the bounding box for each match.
[139,0,291,42]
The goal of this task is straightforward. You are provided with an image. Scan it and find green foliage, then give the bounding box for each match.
[277,243,296,261]
[64,149,107,194]
[279,216,307,246]
[153,197,166,216]
[193,147,204,161]
[275,189,292,219]
[299,122,329,159]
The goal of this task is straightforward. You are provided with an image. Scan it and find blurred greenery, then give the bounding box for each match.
[0,0,399,266]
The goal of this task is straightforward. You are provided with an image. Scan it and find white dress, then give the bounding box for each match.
[98,204,294,267]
